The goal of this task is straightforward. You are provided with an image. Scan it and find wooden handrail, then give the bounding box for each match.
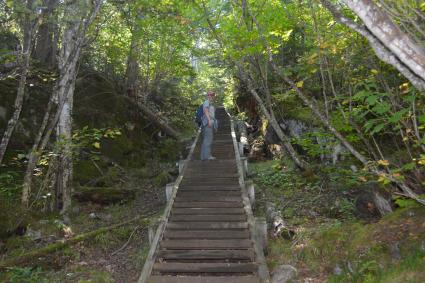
[228,110,271,282]
[137,129,201,283]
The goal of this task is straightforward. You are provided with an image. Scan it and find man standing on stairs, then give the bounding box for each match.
[201,90,217,161]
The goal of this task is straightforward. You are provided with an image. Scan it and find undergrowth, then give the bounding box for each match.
[251,158,425,282]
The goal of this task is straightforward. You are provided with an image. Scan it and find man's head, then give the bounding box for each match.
[207,90,216,99]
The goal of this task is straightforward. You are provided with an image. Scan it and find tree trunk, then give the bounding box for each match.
[236,66,309,170]
[248,5,424,205]
[21,94,55,207]
[265,202,294,238]
[343,0,425,83]
[321,0,425,92]
[199,2,308,170]
[132,97,181,139]
[32,0,58,68]
[51,0,102,213]
[0,0,37,165]
[125,11,142,99]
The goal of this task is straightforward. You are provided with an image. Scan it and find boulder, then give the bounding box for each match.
[271,264,297,283]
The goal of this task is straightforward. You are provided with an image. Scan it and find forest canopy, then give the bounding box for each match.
[1,0,425,280]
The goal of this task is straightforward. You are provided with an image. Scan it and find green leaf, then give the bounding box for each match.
[417,114,425,124]
[402,162,416,171]
[365,95,378,106]
[389,110,407,123]
[371,102,390,114]
[371,123,385,134]
[364,120,375,132]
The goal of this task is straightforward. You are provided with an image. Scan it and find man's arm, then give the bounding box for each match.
[204,106,212,128]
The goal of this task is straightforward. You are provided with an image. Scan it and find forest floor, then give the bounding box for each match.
[0,165,171,283]
[251,159,425,283]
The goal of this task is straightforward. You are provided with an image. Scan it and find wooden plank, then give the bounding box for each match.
[164,230,250,239]
[179,182,240,187]
[178,186,240,191]
[166,222,248,230]
[158,249,254,260]
[183,172,238,177]
[177,191,241,197]
[172,208,245,215]
[180,178,240,182]
[187,160,236,166]
[173,201,243,208]
[161,239,252,249]
[175,196,242,202]
[152,262,257,274]
[170,214,246,222]
[148,275,260,283]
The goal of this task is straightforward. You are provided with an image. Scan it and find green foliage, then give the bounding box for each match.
[0,170,21,199]
[393,195,422,209]
[5,267,46,283]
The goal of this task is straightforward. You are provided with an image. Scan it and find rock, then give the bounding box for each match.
[350,165,358,172]
[26,228,42,241]
[389,241,401,262]
[72,206,80,214]
[89,212,98,219]
[354,183,392,219]
[63,215,71,225]
[271,264,297,283]
[333,264,343,275]
[104,214,112,221]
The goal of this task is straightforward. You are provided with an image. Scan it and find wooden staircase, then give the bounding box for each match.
[139,107,269,283]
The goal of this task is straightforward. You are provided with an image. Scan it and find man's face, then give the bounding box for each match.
[208,93,215,101]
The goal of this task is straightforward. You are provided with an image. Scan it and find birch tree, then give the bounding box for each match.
[21,0,102,211]
[53,0,102,212]
[0,0,39,165]
[32,0,59,68]
[244,1,424,205]
[321,0,425,92]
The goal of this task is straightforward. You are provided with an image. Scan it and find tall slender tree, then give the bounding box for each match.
[0,0,39,165]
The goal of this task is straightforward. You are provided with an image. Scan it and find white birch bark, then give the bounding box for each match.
[248,3,424,205]
[343,0,425,83]
[0,0,37,165]
[53,0,102,213]
[321,0,425,91]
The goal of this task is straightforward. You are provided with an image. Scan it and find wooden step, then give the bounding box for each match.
[177,191,241,197]
[152,262,257,274]
[175,196,241,202]
[158,249,254,260]
[148,275,260,283]
[167,222,248,230]
[178,185,240,191]
[172,208,245,215]
[164,230,250,239]
[173,201,243,208]
[160,239,252,249]
[170,214,246,222]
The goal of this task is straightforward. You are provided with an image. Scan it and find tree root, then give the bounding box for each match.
[0,215,151,269]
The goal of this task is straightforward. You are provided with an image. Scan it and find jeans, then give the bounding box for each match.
[201,126,213,160]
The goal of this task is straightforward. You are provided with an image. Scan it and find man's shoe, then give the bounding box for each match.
[208,156,216,160]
